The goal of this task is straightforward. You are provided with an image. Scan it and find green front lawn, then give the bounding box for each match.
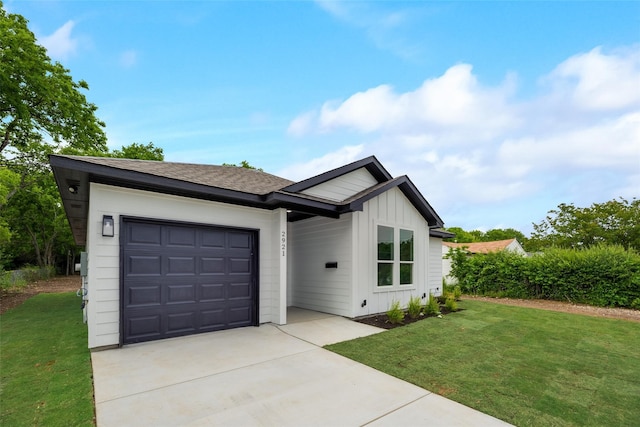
[327,300,640,426]
[1,293,94,426]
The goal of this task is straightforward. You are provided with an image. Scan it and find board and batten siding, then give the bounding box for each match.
[352,187,431,317]
[288,214,353,317]
[86,183,285,349]
[428,237,444,295]
[301,168,378,202]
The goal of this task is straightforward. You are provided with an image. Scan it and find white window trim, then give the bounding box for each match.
[374,222,416,292]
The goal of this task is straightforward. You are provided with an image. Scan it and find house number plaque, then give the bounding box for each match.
[281,231,286,256]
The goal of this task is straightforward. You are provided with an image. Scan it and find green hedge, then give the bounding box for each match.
[449,245,640,308]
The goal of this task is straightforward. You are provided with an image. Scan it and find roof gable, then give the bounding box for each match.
[281,156,392,193]
[299,167,379,202]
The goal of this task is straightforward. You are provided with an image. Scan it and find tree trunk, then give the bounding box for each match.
[26,225,44,268]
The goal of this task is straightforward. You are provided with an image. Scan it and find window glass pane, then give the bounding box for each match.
[378,226,394,260]
[400,263,413,285]
[378,263,393,286]
[400,229,413,261]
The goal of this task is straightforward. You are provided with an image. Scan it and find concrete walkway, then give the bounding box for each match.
[92,308,512,426]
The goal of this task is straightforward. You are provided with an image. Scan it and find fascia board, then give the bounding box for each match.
[281,156,392,193]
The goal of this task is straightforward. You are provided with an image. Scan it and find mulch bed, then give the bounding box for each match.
[355,307,457,329]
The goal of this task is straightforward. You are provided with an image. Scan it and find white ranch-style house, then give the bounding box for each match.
[50,155,452,349]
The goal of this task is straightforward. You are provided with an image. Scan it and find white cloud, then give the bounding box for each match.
[285,45,640,232]
[39,21,78,60]
[291,64,517,143]
[315,0,421,59]
[498,112,640,171]
[287,111,316,137]
[119,50,138,68]
[544,46,640,111]
[277,145,365,181]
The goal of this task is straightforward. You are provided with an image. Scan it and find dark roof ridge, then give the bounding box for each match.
[282,155,392,193]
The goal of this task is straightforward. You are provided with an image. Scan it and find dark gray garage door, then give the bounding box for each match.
[121,218,258,344]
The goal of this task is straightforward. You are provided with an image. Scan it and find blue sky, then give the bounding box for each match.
[7,0,640,235]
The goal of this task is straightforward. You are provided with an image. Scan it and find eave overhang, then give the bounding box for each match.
[50,154,447,246]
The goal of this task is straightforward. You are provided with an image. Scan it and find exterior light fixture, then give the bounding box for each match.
[102,215,114,237]
[68,185,79,194]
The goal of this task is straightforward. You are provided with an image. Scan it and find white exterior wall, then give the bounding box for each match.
[442,245,455,284]
[288,215,353,317]
[301,168,378,202]
[352,187,430,317]
[428,237,444,295]
[86,183,285,349]
[506,240,527,255]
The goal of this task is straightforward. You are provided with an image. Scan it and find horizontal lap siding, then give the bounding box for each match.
[87,183,281,349]
[301,168,378,202]
[289,215,352,317]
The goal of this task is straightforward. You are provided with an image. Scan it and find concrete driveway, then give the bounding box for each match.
[92,308,511,426]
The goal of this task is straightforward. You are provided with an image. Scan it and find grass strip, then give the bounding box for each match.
[1,293,94,426]
[326,300,640,426]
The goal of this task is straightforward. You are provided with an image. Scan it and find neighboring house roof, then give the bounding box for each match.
[50,154,446,245]
[442,239,522,254]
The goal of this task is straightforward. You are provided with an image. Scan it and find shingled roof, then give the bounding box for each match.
[442,239,519,254]
[50,154,446,245]
[57,155,294,195]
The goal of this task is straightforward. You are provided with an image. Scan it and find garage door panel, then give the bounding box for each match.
[229,282,251,299]
[201,230,225,248]
[200,309,226,329]
[127,285,162,306]
[167,284,196,304]
[167,312,196,333]
[128,314,162,339]
[229,232,250,249]
[200,283,225,301]
[166,226,196,247]
[128,223,162,246]
[167,256,196,275]
[123,219,257,344]
[127,255,162,276]
[229,258,251,274]
[201,257,225,274]
[228,307,252,325]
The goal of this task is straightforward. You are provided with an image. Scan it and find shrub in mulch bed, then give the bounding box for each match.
[355,305,460,330]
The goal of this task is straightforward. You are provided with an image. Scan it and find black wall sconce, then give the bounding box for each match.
[325,262,338,269]
[102,215,114,237]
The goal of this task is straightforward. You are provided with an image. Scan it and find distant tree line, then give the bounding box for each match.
[444,227,528,246]
[445,198,640,309]
[445,197,639,253]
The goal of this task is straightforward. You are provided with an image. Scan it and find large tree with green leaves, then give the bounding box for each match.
[0,3,107,156]
[0,3,110,270]
[1,141,165,270]
[110,142,164,161]
[530,198,640,251]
